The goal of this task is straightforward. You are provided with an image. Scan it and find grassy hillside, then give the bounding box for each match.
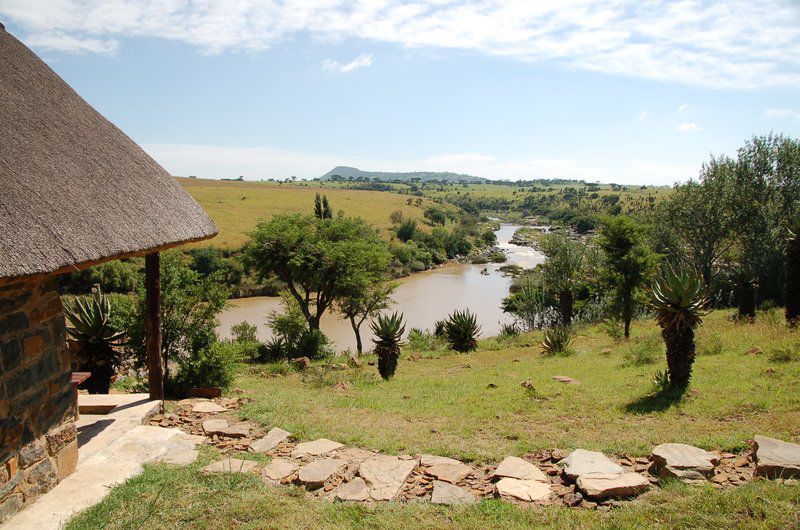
[67,309,800,529]
[178,177,437,248]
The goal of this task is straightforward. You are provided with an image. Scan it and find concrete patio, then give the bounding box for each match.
[3,394,203,529]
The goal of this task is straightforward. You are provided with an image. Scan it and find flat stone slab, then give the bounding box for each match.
[754,435,800,479]
[427,461,473,484]
[495,477,551,502]
[202,458,258,475]
[202,418,229,435]
[493,456,548,482]
[251,427,292,453]
[561,449,624,480]
[261,458,299,482]
[421,454,464,467]
[298,458,347,489]
[359,455,418,500]
[291,438,344,458]
[553,375,579,384]
[336,446,378,463]
[334,477,370,501]
[577,472,650,500]
[192,402,227,414]
[220,423,251,438]
[431,480,476,505]
[651,443,719,480]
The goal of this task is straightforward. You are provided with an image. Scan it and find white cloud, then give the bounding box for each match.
[141,142,698,185]
[677,122,702,132]
[764,108,800,121]
[678,103,691,112]
[636,109,648,121]
[322,53,373,73]
[1,0,799,89]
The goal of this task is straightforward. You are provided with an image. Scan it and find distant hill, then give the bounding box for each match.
[320,166,487,183]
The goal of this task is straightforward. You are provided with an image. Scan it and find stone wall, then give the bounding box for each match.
[0,277,77,522]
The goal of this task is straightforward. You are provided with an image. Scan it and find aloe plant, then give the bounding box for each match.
[651,266,708,389]
[370,312,405,380]
[443,309,481,352]
[540,325,574,356]
[787,221,800,327]
[64,284,126,394]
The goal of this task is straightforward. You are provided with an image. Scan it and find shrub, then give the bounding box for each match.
[622,335,663,366]
[769,344,800,362]
[231,321,258,343]
[651,368,670,393]
[175,342,237,391]
[470,255,489,265]
[489,251,507,263]
[499,321,520,337]
[540,326,574,356]
[407,328,446,352]
[444,309,481,352]
[601,319,624,341]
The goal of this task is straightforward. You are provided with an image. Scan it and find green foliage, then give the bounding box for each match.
[314,193,333,219]
[540,325,574,356]
[598,215,658,338]
[64,285,126,394]
[244,214,391,331]
[601,319,624,341]
[621,335,663,366]
[175,342,237,391]
[423,206,447,226]
[443,309,481,352]
[396,219,417,242]
[407,328,447,352]
[265,294,331,360]
[502,275,558,330]
[768,344,800,363]
[60,259,141,294]
[499,322,520,337]
[370,312,405,379]
[481,229,497,246]
[651,368,671,393]
[121,252,229,384]
[488,251,507,263]
[651,265,708,331]
[336,281,396,355]
[230,321,258,343]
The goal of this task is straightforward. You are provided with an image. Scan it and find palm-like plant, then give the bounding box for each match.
[730,266,757,321]
[370,312,405,380]
[786,221,800,327]
[443,309,481,352]
[64,285,126,394]
[650,266,708,389]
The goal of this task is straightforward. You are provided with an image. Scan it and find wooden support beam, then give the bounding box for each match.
[145,252,163,400]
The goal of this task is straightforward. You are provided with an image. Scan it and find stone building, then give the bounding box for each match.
[0,23,217,521]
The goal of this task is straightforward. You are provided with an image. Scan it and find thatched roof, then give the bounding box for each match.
[0,25,217,281]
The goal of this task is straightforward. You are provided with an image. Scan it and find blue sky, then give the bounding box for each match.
[2,1,799,185]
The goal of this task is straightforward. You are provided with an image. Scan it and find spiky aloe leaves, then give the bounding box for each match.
[370,312,405,380]
[444,309,481,353]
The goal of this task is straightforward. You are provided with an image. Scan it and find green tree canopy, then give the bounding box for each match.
[244,214,392,331]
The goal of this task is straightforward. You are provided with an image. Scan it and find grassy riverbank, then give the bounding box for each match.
[67,309,800,528]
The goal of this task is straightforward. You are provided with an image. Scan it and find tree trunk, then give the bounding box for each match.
[663,326,695,389]
[350,316,363,355]
[786,238,800,327]
[735,281,756,321]
[558,290,573,326]
[623,318,631,339]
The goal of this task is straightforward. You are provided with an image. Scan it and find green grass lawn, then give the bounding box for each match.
[66,309,800,528]
[236,309,800,462]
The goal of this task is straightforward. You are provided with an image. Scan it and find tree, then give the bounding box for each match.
[244,214,391,331]
[598,216,657,338]
[389,210,404,224]
[337,281,397,355]
[123,252,229,384]
[538,232,586,325]
[423,206,447,226]
[396,219,417,242]
[314,193,333,220]
[787,222,800,326]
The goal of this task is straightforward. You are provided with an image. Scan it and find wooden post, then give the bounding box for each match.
[145,252,163,400]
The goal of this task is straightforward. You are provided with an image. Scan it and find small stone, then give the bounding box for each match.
[734,457,749,468]
[427,462,473,484]
[561,449,624,481]
[753,435,800,479]
[202,458,258,475]
[298,458,347,490]
[493,456,548,482]
[250,427,292,453]
[431,480,476,505]
[220,423,251,438]
[347,356,362,368]
[335,477,370,501]
[576,472,650,500]
[292,356,311,370]
[495,477,551,502]
[563,492,583,507]
[580,499,598,509]
[192,402,227,414]
[711,472,729,484]
[291,438,344,458]
[487,383,498,388]
[261,458,299,482]
[553,375,578,384]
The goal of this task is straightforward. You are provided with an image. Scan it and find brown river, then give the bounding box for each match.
[217,224,545,352]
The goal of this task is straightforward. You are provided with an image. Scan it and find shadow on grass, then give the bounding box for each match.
[624,386,688,414]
